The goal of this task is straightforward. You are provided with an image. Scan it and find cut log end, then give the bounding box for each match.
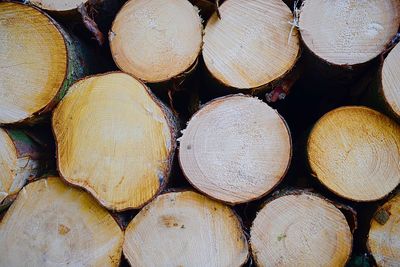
[368,194,400,266]
[0,177,123,266]
[179,95,291,204]
[0,2,67,124]
[250,192,352,267]
[29,0,88,11]
[307,106,400,201]
[0,128,41,206]
[382,42,400,118]
[123,191,249,266]
[202,0,300,90]
[110,0,203,83]
[52,72,176,211]
[299,0,400,65]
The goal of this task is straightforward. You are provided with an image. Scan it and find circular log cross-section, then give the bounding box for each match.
[299,0,400,66]
[250,192,352,266]
[110,0,203,83]
[0,128,42,208]
[0,2,88,124]
[28,0,87,11]
[368,194,400,266]
[179,95,291,204]
[52,72,177,211]
[307,106,400,201]
[202,0,299,91]
[382,42,400,118]
[0,177,123,266]
[123,191,249,266]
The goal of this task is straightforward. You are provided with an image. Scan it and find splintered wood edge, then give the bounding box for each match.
[0,128,41,205]
[52,72,177,211]
[382,42,400,118]
[0,177,124,266]
[250,191,352,267]
[299,0,400,65]
[307,106,400,201]
[28,0,88,11]
[0,2,68,124]
[179,94,292,204]
[368,194,400,266]
[123,190,249,266]
[109,0,203,83]
[203,0,300,89]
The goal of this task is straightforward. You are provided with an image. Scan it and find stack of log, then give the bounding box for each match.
[0,0,399,266]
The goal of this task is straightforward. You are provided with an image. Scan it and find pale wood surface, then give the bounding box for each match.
[202,0,299,89]
[29,0,87,11]
[382,42,400,117]
[123,191,249,267]
[53,73,176,211]
[307,106,400,201]
[250,192,352,267]
[299,0,400,65]
[110,0,203,83]
[0,128,40,204]
[0,2,67,124]
[368,194,400,266]
[0,177,123,267]
[179,95,291,204]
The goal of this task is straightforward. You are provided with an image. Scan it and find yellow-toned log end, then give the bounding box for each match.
[382,42,400,118]
[110,0,203,83]
[0,177,123,266]
[123,191,249,266]
[0,2,67,124]
[203,0,299,90]
[179,95,291,204]
[307,106,400,201]
[368,194,400,266]
[250,192,352,267]
[52,72,176,211]
[299,0,400,65]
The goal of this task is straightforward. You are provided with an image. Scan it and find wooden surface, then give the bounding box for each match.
[123,191,249,267]
[368,193,400,266]
[53,72,176,211]
[110,0,203,83]
[202,0,299,90]
[299,0,400,65]
[0,128,41,205]
[28,0,88,11]
[0,2,67,124]
[307,106,400,201]
[250,192,352,266]
[382,42,400,118]
[0,177,123,266]
[179,95,291,204]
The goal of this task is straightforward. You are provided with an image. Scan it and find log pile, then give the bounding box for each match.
[0,0,399,266]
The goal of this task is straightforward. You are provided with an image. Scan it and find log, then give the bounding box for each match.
[307,106,400,201]
[202,0,300,93]
[0,128,43,210]
[28,0,89,12]
[179,95,291,204]
[250,191,352,266]
[368,193,400,266]
[380,42,400,119]
[0,177,123,266]
[0,2,91,124]
[123,191,249,266]
[52,72,177,211]
[299,0,400,83]
[109,0,203,84]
